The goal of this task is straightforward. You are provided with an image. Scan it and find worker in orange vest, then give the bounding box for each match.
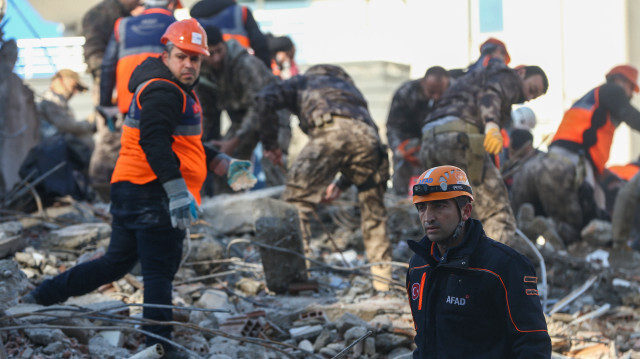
[511,65,640,245]
[22,20,255,358]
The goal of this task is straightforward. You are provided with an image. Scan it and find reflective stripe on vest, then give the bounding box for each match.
[114,9,175,113]
[196,4,250,48]
[608,164,640,181]
[111,78,207,204]
[551,87,616,174]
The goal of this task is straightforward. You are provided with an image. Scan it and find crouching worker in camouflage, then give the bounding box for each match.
[420,62,548,244]
[255,64,393,291]
[406,165,551,358]
[21,19,255,359]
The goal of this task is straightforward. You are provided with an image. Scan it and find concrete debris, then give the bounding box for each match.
[1,192,640,358]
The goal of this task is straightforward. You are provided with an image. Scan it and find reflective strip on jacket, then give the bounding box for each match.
[406,218,551,358]
[551,87,616,174]
[114,9,175,113]
[111,78,207,204]
[195,4,250,48]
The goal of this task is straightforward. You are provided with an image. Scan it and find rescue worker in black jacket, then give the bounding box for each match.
[406,165,551,359]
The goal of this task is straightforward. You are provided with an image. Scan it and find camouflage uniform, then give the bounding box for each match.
[199,39,289,193]
[386,79,436,195]
[511,152,595,248]
[37,90,95,151]
[82,0,130,80]
[419,62,522,244]
[256,65,392,291]
[612,171,640,250]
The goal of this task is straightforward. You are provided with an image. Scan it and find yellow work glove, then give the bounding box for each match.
[483,122,503,155]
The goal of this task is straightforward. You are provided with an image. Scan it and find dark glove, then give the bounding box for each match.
[162,178,198,229]
[96,105,119,132]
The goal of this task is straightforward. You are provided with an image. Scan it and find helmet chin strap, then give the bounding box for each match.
[448,208,465,242]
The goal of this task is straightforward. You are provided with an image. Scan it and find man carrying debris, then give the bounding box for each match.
[22,19,255,359]
[511,65,640,246]
[386,65,450,196]
[198,26,289,193]
[406,165,551,358]
[419,62,549,245]
[255,64,392,292]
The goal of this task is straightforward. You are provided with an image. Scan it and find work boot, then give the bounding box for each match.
[532,216,565,250]
[516,203,537,241]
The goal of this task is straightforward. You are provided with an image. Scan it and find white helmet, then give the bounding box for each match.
[511,106,537,130]
[144,0,174,8]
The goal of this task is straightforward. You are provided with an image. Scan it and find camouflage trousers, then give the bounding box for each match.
[419,130,516,244]
[612,171,640,249]
[510,152,586,244]
[283,117,392,291]
[391,143,423,196]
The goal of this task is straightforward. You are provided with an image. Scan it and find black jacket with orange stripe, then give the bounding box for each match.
[406,218,551,359]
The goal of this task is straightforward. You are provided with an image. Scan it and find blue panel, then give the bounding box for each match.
[479,0,503,33]
[3,0,63,40]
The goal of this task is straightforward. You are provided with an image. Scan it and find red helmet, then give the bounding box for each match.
[161,18,210,56]
[480,37,511,65]
[606,65,639,93]
[412,166,474,204]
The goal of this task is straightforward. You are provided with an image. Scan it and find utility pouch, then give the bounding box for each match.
[466,133,486,185]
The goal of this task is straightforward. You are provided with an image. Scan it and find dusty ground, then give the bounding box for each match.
[0,189,639,358]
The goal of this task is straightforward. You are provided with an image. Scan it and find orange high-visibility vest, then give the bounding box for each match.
[111,78,207,204]
[551,87,616,174]
[195,4,250,48]
[113,9,175,113]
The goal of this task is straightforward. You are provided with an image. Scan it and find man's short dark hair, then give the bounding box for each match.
[510,129,534,151]
[204,26,224,46]
[523,66,549,94]
[454,196,471,209]
[425,66,449,78]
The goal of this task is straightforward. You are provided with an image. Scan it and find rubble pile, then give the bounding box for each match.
[0,188,639,358]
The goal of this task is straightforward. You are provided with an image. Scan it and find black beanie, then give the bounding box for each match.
[205,26,224,46]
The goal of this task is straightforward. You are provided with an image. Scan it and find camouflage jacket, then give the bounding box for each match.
[82,0,130,77]
[386,79,436,149]
[37,90,94,138]
[199,39,279,138]
[425,62,524,131]
[256,64,376,150]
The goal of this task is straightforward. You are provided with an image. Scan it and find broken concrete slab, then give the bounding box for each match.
[0,221,26,258]
[200,185,284,236]
[46,222,111,250]
[252,197,307,294]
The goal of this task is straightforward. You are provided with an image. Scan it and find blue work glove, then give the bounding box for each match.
[227,159,257,191]
[162,178,198,230]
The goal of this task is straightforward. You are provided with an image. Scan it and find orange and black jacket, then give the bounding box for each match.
[551,83,640,174]
[111,56,218,204]
[406,219,551,359]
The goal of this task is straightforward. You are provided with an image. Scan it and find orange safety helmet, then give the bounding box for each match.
[412,165,474,204]
[480,37,511,65]
[606,64,639,93]
[161,18,210,56]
